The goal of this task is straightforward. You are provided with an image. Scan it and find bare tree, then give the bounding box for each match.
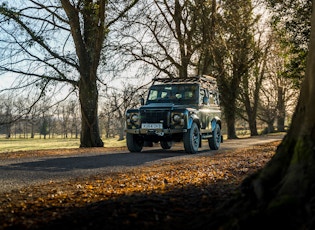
[238,33,271,136]
[0,0,139,147]
[100,83,146,141]
[117,0,205,79]
[258,31,299,133]
[258,88,277,133]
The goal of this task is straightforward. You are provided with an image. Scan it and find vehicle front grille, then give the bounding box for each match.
[140,110,170,128]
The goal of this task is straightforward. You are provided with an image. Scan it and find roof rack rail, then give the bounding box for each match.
[152,75,218,90]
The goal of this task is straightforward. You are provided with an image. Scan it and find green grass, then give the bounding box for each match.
[0,137,126,153]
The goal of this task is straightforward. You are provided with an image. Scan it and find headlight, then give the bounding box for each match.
[126,112,140,127]
[173,114,181,122]
[172,113,185,126]
[131,114,139,122]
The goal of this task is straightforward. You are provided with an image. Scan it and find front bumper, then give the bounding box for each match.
[125,128,187,136]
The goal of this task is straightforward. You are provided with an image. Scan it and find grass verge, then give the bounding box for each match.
[0,137,126,153]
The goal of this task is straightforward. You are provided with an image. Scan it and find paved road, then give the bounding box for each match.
[0,134,284,193]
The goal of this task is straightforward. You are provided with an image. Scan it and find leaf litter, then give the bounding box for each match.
[0,141,280,230]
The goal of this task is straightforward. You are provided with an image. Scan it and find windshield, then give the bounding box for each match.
[147,84,198,104]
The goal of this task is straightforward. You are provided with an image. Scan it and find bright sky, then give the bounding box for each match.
[0,73,17,91]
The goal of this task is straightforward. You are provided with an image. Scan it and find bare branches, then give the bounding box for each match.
[106,0,140,28]
[1,4,77,69]
[114,0,205,80]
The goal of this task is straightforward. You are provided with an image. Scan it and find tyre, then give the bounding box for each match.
[160,141,172,149]
[208,123,221,150]
[183,122,200,154]
[126,133,144,152]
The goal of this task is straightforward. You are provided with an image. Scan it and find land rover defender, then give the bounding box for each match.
[125,75,222,154]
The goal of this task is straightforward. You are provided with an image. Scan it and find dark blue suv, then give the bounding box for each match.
[125,75,222,154]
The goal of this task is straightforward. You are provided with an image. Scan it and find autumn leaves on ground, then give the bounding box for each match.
[0,141,280,230]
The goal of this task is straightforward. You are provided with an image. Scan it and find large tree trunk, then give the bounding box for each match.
[220,81,239,139]
[79,77,104,147]
[205,2,315,229]
[248,115,258,136]
[225,111,237,139]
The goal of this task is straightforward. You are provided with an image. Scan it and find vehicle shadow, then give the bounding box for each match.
[0,150,191,173]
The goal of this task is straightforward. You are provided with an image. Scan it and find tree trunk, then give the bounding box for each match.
[243,89,259,136]
[205,2,315,228]
[248,115,258,136]
[243,102,259,136]
[277,86,286,132]
[242,64,265,137]
[118,123,125,141]
[31,123,34,138]
[220,79,239,139]
[267,120,275,133]
[225,111,237,139]
[79,78,104,147]
[5,123,11,139]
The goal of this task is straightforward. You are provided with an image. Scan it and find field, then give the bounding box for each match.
[0,136,126,153]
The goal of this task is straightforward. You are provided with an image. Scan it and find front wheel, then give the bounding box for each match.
[183,122,200,154]
[208,123,221,150]
[126,133,144,152]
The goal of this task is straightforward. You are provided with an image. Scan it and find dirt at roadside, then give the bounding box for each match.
[0,141,281,230]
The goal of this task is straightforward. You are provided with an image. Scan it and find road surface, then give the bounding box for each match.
[0,134,284,193]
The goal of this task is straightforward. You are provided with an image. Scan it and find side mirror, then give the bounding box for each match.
[139,97,145,105]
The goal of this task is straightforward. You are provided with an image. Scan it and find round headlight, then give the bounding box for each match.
[131,114,139,122]
[173,114,181,122]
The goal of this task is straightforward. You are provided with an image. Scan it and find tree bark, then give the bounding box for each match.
[219,76,240,139]
[79,78,103,147]
[242,75,259,136]
[204,1,315,228]
[224,108,238,139]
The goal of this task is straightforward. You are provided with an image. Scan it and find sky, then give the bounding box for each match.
[0,73,17,91]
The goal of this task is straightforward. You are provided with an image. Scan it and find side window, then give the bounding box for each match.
[199,89,206,104]
[184,91,193,99]
[215,92,220,105]
[161,91,168,98]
